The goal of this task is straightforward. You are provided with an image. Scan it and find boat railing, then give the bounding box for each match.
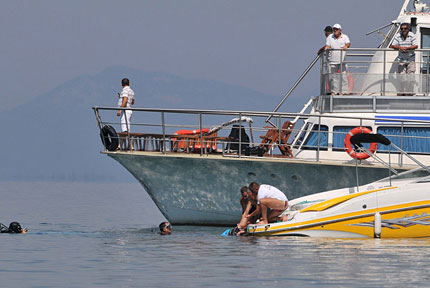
[317,48,430,113]
[93,106,430,167]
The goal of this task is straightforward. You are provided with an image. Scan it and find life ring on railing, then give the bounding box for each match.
[325,70,354,94]
[100,125,119,151]
[174,128,216,151]
[344,127,377,160]
[174,129,209,135]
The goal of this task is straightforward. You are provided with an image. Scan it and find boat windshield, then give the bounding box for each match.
[376,166,430,182]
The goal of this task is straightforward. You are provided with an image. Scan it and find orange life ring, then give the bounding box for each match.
[174,129,209,136]
[344,127,377,160]
[325,70,354,94]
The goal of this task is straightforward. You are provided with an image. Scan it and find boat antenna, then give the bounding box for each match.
[400,0,411,16]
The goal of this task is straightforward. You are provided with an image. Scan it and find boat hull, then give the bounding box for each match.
[248,202,430,238]
[108,152,397,225]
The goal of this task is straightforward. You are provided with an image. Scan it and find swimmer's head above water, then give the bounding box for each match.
[0,222,27,234]
[159,222,171,235]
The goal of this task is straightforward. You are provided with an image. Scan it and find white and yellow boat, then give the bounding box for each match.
[248,134,430,238]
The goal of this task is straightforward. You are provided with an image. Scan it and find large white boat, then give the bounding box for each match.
[94,0,430,225]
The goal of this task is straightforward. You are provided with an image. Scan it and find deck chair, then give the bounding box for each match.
[259,121,295,157]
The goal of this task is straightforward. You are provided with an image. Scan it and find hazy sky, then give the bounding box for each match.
[1,0,406,111]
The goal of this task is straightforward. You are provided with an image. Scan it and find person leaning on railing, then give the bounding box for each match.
[389,22,418,96]
[324,23,351,95]
[317,26,333,55]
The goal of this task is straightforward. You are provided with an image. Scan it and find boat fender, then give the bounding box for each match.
[344,127,377,160]
[100,125,119,151]
[374,212,382,238]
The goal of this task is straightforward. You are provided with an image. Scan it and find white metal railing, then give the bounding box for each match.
[93,106,430,167]
[321,48,430,96]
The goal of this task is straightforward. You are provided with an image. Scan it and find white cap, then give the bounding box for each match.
[333,23,342,30]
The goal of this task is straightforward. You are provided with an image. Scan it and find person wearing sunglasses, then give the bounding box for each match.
[324,23,351,95]
[159,222,172,235]
[390,23,418,96]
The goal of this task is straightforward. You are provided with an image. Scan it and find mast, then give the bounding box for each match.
[399,0,411,16]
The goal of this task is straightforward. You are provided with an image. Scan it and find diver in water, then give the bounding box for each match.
[159,222,171,235]
[0,222,28,234]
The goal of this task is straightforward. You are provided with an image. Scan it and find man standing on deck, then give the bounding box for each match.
[390,23,418,96]
[324,23,351,95]
[248,182,288,225]
[117,78,135,132]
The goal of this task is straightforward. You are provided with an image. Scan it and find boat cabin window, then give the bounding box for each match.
[302,125,328,151]
[332,126,373,151]
[377,127,430,154]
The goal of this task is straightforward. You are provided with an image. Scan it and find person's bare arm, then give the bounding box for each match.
[117,97,128,116]
[343,42,351,50]
[247,204,261,219]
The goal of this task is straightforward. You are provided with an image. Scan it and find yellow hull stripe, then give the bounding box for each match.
[300,186,397,212]
[249,201,430,238]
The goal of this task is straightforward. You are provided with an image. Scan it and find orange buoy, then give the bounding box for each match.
[344,127,377,160]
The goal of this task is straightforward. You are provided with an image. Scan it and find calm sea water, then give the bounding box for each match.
[1,182,430,287]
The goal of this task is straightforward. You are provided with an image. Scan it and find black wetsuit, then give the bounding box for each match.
[0,222,24,233]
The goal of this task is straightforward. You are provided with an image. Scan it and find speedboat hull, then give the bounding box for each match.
[248,185,430,238]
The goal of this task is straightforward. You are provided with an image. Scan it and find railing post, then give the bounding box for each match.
[278,114,282,153]
[199,113,203,156]
[427,50,430,95]
[382,50,386,96]
[317,116,321,162]
[238,112,242,158]
[330,94,333,113]
[161,111,166,154]
[400,122,404,167]
[94,108,107,151]
[340,49,343,95]
[320,52,324,95]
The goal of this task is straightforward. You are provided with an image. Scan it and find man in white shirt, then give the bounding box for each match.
[248,182,288,225]
[324,23,351,95]
[117,78,135,132]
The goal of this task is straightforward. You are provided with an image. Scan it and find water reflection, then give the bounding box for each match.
[99,227,430,287]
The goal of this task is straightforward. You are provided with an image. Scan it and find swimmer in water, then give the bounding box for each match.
[159,222,171,235]
[0,222,28,234]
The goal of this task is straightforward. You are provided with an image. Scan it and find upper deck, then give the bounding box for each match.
[317,48,430,113]
[315,0,430,113]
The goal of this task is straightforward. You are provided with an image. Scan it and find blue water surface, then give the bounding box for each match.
[1,182,429,287]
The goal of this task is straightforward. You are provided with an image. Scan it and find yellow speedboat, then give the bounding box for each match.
[248,134,430,238]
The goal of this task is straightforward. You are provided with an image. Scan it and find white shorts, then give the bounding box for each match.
[121,110,132,132]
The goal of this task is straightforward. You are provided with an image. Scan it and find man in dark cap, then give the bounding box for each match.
[318,26,333,55]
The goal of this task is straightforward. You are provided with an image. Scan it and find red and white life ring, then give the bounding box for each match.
[344,127,377,160]
[325,70,355,94]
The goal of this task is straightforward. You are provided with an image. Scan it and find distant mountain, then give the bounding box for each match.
[0,66,285,182]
